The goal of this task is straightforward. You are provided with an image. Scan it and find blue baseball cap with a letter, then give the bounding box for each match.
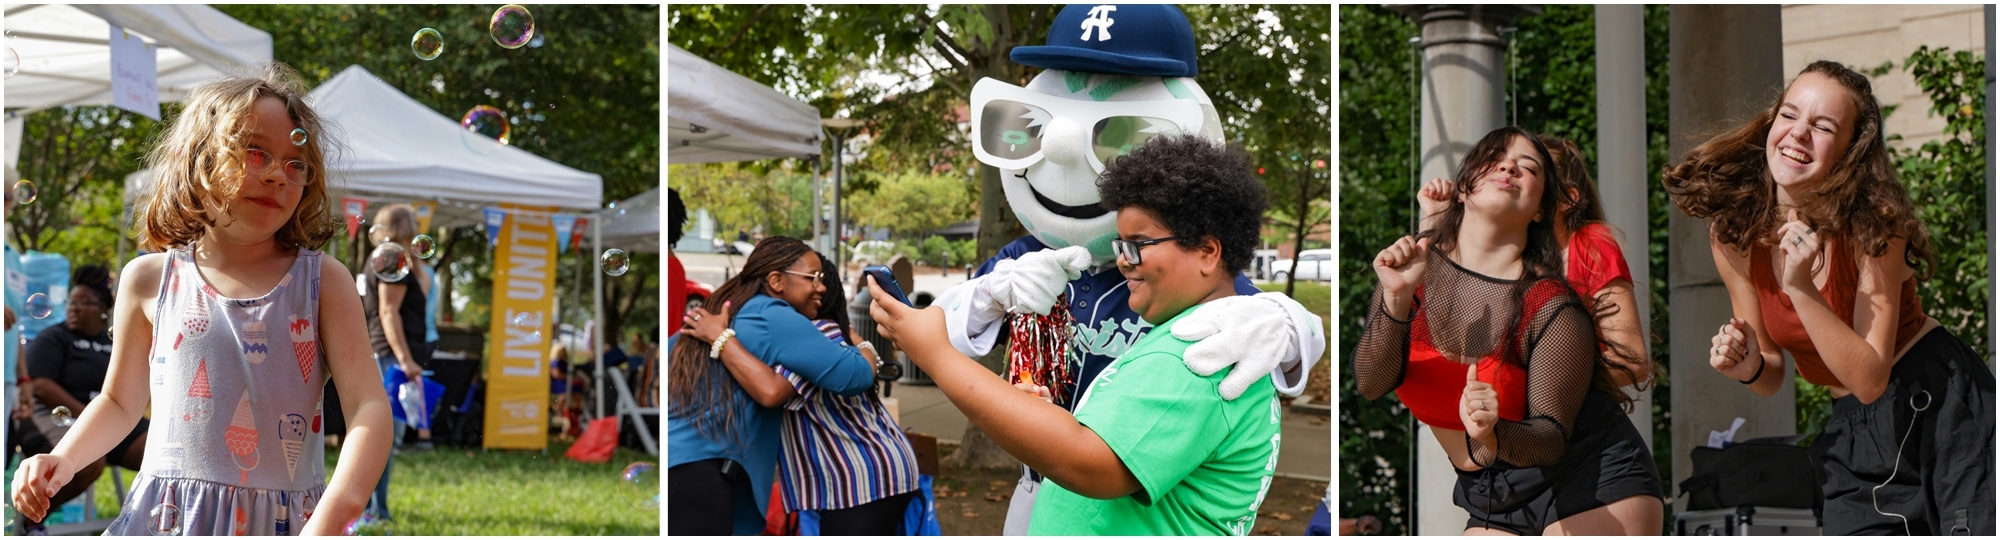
[1010,4,1199,78]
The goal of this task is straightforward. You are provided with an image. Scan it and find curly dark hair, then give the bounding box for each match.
[668,188,687,246]
[1662,60,1934,279]
[1096,134,1267,274]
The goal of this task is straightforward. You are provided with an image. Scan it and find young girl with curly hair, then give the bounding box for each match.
[10,64,392,535]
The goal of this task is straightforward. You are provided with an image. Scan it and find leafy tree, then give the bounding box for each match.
[1895,46,1988,359]
[8,105,171,268]
[669,162,808,240]
[847,170,975,238]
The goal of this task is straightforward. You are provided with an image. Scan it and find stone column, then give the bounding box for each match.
[1666,4,1794,514]
[1386,5,1540,534]
[1595,4,1653,448]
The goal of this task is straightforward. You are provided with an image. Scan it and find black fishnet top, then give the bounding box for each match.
[1349,249,1599,467]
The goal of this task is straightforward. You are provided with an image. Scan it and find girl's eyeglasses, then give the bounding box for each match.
[1111,237,1181,266]
[245,148,313,185]
[781,270,826,283]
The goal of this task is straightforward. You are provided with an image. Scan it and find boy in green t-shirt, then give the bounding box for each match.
[870,134,1301,535]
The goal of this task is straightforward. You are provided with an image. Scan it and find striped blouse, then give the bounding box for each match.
[772,320,922,512]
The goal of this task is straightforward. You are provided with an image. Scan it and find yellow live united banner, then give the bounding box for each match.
[484,204,557,449]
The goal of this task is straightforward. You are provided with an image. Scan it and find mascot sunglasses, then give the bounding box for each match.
[970,77,1208,174]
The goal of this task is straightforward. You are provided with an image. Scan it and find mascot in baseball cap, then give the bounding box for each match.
[935,5,1326,533]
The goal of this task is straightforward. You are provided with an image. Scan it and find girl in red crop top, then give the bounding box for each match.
[1664,60,1993,535]
[1355,127,1662,535]
[1419,136,1656,392]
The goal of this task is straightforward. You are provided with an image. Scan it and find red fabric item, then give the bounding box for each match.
[1394,281,1568,429]
[1749,238,1924,388]
[669,254,686,335]
[564,417,620,463]
[762,480,798,535]
[1565,223,1632,298]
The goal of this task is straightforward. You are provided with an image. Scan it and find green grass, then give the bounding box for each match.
[83,439,659,535]
[1258,281,1332,320]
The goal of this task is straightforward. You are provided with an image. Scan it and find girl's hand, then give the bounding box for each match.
[1459,364,1498,443]
[1775,217,1822,294]
[1710,318,1762,382]
[1373,236,1431,297]
[1013,382,1055,405]
[10,453,77,522]
[866,275,948,363]
[681,301,732,343]
[1417,177,1453,222]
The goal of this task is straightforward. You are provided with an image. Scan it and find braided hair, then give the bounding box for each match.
[667,237,818,446]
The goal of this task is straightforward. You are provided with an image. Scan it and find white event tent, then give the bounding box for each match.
[667,43,822,164]
[5,3,272,182]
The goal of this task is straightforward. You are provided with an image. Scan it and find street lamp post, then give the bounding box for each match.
[822,117,865,284]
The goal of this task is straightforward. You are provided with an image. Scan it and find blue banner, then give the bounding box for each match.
[551,213,576,253]
[484,207,507,247]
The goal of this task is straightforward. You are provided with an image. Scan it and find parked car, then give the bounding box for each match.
[1269,248,1333,282]
[683,278,714,314]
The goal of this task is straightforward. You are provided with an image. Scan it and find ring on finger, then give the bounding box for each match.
[1792,236,1804,246]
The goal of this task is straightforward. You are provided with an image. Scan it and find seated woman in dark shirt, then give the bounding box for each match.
[19,265,146,531]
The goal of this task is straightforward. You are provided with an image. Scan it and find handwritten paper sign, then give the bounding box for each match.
[108,25,160,120]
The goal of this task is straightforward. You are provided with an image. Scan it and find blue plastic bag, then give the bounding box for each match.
[382,368,445,427]
[900,474,942,535]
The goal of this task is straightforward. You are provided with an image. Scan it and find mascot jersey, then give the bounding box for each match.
[976,235,1260,409]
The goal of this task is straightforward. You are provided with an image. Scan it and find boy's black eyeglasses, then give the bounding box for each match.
[1111,237,1180,266]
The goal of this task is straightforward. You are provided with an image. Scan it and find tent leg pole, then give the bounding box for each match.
[593,217,606,421]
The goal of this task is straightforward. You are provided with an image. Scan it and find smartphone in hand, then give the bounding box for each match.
[863,265,911,306]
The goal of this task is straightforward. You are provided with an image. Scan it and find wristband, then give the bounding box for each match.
[709,329,736,359]
[16,376,29,386]
[1737,356,1766,385]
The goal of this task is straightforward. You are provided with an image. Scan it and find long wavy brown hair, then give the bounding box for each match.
[135,63,340,252]
[1662,60,1935,279]
[668,236,817,446]
[1541,135,1659,404]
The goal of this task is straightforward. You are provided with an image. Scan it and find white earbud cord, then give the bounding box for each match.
[1871,390,1931,536]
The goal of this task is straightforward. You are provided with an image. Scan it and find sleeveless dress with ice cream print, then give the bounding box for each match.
[105,246,329,536]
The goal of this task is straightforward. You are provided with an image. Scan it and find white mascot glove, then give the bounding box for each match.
[982,246,1093,315]
[1175,292,1327,400]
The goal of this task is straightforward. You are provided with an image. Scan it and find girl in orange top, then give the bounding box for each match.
[1665,60,1993,535]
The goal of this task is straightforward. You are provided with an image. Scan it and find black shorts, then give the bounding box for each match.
[1454,390,1665,535]
[1810,327,1995,535]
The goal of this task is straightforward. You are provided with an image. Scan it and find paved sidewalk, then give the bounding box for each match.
[887,375,1331,482]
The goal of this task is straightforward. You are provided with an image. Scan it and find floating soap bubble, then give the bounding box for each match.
[52,406,74,427]
[508,312,542,339]
[601,249,630,277]
[489,5,535,49]
[411,27,444,61]
[12,180,36,205]
[4,47,18,80]
[149,497,182,535]
[461,105,510,145]
[289,128,309,146]
[344,515,388,535]
[620,462,659,509]
[24,293,53,319]
[410,235,437,259]
[368,243,411,283]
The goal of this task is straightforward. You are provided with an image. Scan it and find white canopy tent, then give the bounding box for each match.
[5,3,272,183]
[125,65,603,226]
[598,187,658,253]
[667,43,822,164]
